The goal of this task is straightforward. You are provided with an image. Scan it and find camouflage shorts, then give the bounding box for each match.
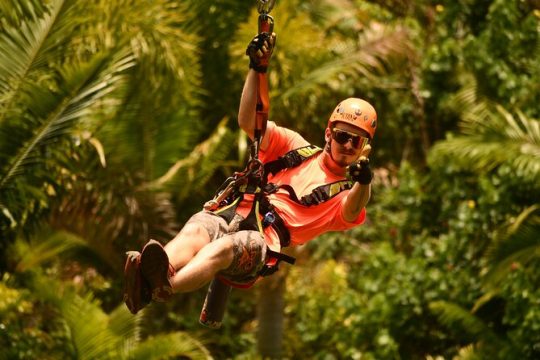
[185,211,267,284]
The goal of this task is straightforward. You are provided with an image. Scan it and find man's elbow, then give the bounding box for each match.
[343,206,363,223]
[238,123,254,139]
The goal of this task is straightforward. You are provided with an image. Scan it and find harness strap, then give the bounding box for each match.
[239,192,264,233]
[264,145,322,177]
[259,196,291,247]
[217,247,295,289]
[264,180,353,207]
[258,249,295,277]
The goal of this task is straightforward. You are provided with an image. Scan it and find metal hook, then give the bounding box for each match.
[258,0,276,14]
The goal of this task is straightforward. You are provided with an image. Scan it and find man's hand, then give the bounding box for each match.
[246,32,276,73]
[347,158,373,185]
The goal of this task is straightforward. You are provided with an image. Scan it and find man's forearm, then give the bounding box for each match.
[342,182,371,222]
[238,70,258,139]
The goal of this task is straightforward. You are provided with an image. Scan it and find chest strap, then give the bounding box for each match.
[264,145,322,178]
[263,179,353,207]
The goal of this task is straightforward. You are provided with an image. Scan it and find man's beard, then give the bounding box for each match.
[333,154,352,167]
[325,142,354,168]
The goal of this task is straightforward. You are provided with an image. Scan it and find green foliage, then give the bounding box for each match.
[0,278,66,359]
[485,206,540,287]
[285,242,476,359]
[0,271,211,359]
[461,0,540,115]
[500,263,540,358]
[1,0,539,359]
[430,88,540,186]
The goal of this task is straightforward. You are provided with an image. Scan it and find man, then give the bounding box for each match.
[124,32,377,314]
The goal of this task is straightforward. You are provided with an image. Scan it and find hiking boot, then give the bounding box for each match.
[123,251,151,314]
[140,240,175,302]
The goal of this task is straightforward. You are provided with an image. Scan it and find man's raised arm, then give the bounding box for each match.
[237,32,276,151]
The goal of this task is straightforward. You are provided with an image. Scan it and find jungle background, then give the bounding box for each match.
[0,0,539,359]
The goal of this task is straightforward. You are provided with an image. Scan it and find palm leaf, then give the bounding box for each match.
[28,273,211,360]
[89,0,203,183]
[25,273,119,358]
[0,50,134,192]
[0,0,78,113]
[108,305,144,358]
[130,332,212,360]
[0,0,47,25]
[148,117,238,196]
[62,292,122,359]
[429,300,501,345]
[484,207,540,287]
[100,0,202,101]
[281,23,410,99]
[13,229,88,272]
[429,104,540,185]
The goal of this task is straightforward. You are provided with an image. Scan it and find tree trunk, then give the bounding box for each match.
[256,271,285,359]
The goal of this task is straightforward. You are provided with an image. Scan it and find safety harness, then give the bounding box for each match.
[204,144,354,287]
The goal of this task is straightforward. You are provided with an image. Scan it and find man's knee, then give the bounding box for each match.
[180,222,210,240]
[220,231,266,280]
[199,236,235,270]
[166,222,212,263]
[182,211,228,241]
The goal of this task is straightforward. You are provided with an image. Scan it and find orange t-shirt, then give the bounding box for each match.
[236,122,366,251]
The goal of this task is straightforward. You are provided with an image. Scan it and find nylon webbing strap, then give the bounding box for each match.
[265,179,353,207]
[264,145,322,176]
[255,72,269,142]
[253,1,275,151]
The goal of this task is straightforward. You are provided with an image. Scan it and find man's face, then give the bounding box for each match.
[325,122,370,167]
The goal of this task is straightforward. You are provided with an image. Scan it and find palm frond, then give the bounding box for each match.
[27,273,211,360]
[25,273,119,358]
[0,50,134,192]
[0,0,47,25]
[429,300,501,344]
[108,305,144,358]
[62,292,122,359]
[429,104,540,185]
[130,332,212,360]
[281,23,410,99]
[12,229,88,272]
[0,0,78,114]
[484,207,540,287]
[148,117,238,196]
[102,0,202,101]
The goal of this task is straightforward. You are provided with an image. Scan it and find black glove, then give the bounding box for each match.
[246,32,276,73]
[347,158,373,185]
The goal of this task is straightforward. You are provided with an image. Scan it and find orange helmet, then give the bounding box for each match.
[327,98,378,139]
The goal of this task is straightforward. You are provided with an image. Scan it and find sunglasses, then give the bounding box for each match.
[331,128,370,149]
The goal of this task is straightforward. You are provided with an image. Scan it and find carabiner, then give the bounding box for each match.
[257,0,276,15]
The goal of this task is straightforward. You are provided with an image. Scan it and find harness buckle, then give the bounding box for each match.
[262,211,276,228]
[282,150,302,168]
